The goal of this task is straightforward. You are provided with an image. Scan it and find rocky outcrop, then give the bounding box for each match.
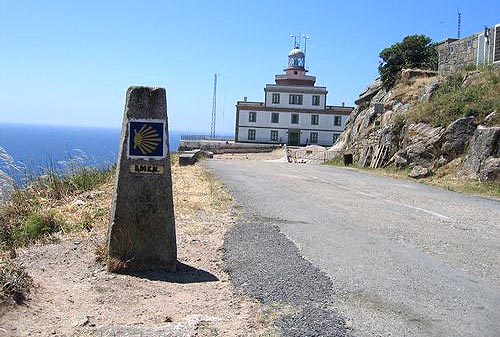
[463,126,500,181]
[334,69,499,181]
[440,116,476,162]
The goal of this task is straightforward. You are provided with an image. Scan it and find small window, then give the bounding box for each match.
[332,133,340,143]
[311,114,319,125]
[312,95,320,106]
[466,40,473,50]
[249,111,256,122]
[334,116,342,126]
[270,130,279,141]
[289,94,303,105]
[449,45,456,53]
[248,129,256,140]
[291,114,299,124]
[272,93,280,104]
[271,113,279,123]
[310,132,318,144]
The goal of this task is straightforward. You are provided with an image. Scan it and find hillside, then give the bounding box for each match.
[331,67,499,184]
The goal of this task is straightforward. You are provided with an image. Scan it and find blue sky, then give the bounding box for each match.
[0,1,498,133]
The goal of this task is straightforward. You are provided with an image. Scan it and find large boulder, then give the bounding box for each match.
[463,125,500,182]
[463,126,500,171]
[479,157,500,182]
[441,116,476,161]
[354,78,382,106]
[419,81,440,102]
[403,123,445,168]
[409,165,431,179]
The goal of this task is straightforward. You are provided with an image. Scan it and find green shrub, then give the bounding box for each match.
[14,211,62,243]
[408,69,500,127]
[378,35,438,89]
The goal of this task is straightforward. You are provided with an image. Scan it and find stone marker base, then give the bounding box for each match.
[107,86,177,273]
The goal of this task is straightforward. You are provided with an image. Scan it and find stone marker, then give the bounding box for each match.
[107,86,177,272]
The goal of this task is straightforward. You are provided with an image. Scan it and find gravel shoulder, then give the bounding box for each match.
[223,218,352,337]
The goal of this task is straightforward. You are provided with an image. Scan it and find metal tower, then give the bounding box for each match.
[210,74,217,139]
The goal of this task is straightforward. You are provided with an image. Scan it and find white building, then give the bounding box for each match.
[235,45,353,146]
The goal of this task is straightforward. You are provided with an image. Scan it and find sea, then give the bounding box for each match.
[0,123,185,184]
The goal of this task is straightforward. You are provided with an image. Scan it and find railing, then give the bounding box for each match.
[180,134,234,141]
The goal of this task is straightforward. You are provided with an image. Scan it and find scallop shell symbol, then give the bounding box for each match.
[133,124,161,155]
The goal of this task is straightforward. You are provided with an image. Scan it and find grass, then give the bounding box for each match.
[407,67,500,127]
[0,259,32,305]
[0,150,116,305]
[324,156,500,199]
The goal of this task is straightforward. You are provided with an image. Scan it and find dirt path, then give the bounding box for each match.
[0,161,269,336]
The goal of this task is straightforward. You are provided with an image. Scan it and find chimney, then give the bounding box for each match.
[342,102,345,107]
[244,96,248,102]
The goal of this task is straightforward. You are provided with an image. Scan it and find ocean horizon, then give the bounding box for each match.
[0,123,230,184]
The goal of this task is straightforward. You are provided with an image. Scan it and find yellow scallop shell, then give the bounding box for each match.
[133,124,161,155]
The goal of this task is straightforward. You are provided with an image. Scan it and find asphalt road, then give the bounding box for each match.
[205,160,500,337]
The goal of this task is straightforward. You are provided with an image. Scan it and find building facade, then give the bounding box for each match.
[235,46,353,146]
[437,23,500,73]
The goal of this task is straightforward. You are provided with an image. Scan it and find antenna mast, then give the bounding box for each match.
[210,74,217,139]
[457,7,461,38]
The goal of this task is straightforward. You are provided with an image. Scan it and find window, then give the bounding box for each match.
[494,26,500,62]
[248,129,256,140]
[466,40,473,50]
[289,94,303,105]
[272,93,280,104]
[449,45,456,53]
[334,116,342,126]
[312,95,320,106]
[270,130,279,141]
[291,114,299,124]
[311,114,319,125]
[333,133,340,143]
[310,132,318,144]
[271,113,279,123]
[248,111,256,122]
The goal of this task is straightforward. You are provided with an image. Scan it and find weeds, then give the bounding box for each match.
[0,148,115,305]
[407,68,500,127]
[0,259,32,305]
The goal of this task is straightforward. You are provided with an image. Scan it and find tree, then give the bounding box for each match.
[378,35,438,89]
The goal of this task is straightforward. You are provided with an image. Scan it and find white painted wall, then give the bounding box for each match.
[239,109,346,131]
[265,91,326,110]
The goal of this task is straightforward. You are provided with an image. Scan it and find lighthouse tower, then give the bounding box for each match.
[275,44,316,86]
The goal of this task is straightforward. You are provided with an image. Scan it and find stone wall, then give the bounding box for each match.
[437,24,498,74]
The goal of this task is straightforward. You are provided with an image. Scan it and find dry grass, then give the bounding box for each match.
[407,68,500,127]
[392,75,442,104]
[325,157,499,199]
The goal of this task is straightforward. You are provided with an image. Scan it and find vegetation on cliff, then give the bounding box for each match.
[408,67,500,127]
[378,35,438,89]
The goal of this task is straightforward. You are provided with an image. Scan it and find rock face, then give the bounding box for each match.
[408,165,431,179]
[463,126,500,181]
[107,86,177,272]
[335,68,499,182]
[441,116,476,162]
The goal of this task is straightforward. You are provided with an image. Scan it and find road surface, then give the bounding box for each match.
[205,160,500,337]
